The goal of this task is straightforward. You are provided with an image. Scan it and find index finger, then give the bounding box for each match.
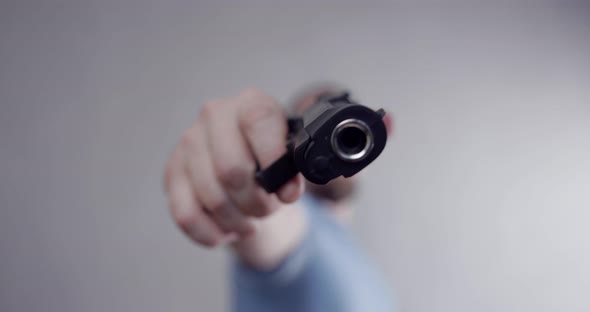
[237,88,304,203]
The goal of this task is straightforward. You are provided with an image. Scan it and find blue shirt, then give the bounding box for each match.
[231,194,396,312]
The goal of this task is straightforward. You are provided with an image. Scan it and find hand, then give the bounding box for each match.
[163,88,305,248]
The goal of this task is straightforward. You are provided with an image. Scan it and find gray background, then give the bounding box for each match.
[1,1,589,311]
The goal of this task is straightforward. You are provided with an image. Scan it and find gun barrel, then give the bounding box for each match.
[330,118,374,162]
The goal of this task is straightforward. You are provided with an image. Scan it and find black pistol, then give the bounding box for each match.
[255,92,387,193]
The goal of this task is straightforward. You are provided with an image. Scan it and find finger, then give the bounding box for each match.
[383,112,394,137]
[203,95,278,217]
[237,88,304,203]
[279,174,305,203]
[163,144,184,194]
[183,120,255,235]
[166,150,225,247]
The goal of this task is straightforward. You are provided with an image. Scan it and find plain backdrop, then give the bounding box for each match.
[1,1,589,311]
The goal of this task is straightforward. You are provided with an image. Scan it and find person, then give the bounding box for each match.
[163,84,395,312]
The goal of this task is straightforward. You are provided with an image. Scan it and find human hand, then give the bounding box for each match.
[163,89,305,247]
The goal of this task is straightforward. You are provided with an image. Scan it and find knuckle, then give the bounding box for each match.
[247,208,269,218]
[215,162,251,190]
[163,148,184,193]
[200,100,223,120]
[239,88,281,113]
[200,100,215,117]
[248,206,272,218]
[239,87,266,99]
[162,166,173,192]
[206,196,229,213]
[257,202,276,217]
[180,128,199,149]
[211,203,233,220]
[244,195,277,217]
[198,236,219,248]
[162,162,175,193]
[171,207,197,233]
[181,125,208,153]
[240,102,282,131]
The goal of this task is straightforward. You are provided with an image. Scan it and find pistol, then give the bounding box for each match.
[255,92,387,193]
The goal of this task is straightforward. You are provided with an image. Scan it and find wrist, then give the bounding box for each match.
[230,201,307,271]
